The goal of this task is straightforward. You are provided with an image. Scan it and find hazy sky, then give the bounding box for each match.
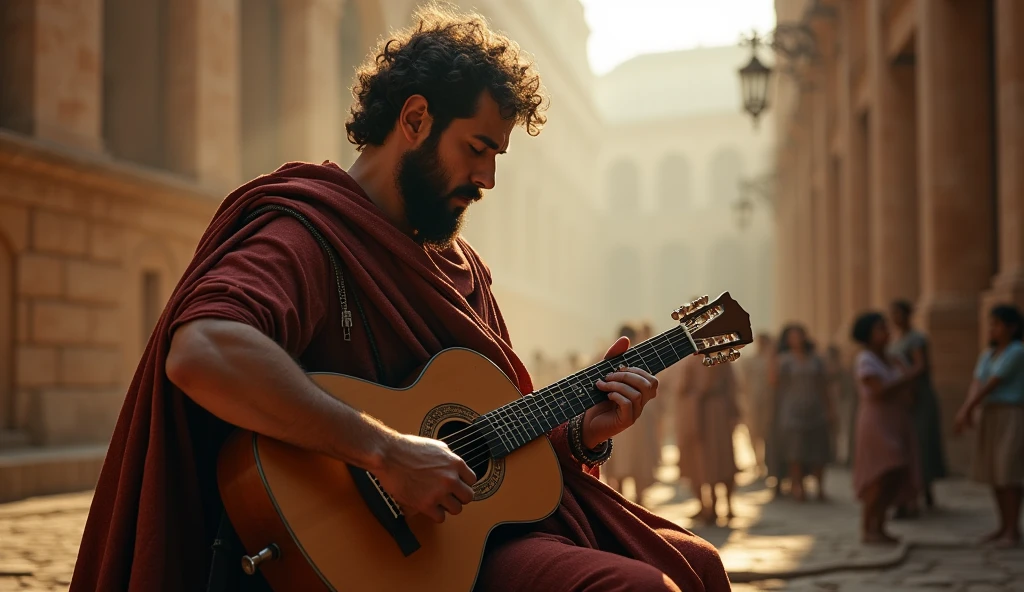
[580,0,777,75]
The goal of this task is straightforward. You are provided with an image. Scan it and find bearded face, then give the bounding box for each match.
[396,131,481,248]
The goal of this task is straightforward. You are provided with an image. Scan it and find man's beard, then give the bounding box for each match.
[396,134,481,248]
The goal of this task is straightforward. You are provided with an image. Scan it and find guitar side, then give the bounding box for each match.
[217,348,564,592]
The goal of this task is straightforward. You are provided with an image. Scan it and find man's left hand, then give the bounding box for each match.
[581,336,659,449]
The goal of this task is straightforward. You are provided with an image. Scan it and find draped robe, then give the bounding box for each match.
[69,162,730,592]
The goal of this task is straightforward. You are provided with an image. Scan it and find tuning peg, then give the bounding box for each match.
[726,348,741,362]
[671,295,711,321]
[702,355,715,367]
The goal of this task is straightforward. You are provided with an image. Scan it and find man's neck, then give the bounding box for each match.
[346,149,413,235]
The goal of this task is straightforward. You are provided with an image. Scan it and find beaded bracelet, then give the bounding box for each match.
[568,414,613,467]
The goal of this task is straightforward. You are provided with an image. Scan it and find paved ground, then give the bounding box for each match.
[1,444,1022,591]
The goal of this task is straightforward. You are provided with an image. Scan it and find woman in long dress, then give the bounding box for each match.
[888,299,947,513]
[770,324,833,501]
[851,312,923,544]
[676,351,740,522]
[739,333,775,478]
[954,304,1024,548]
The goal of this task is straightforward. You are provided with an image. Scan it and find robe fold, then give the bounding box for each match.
[69,162,730,592]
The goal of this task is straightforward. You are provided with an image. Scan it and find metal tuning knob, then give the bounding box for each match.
[703,348,741,368]
[672,295,710,321]
[241,544,280,575]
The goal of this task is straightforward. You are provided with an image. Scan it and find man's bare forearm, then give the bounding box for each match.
[166,319,396,472]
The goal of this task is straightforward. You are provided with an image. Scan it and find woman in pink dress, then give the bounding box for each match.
[850,312,924,544]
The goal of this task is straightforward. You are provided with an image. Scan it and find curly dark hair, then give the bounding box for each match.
[851,312,885,346]
[345,3,548,149]
[990,304,1024,341]
[777,323,814,354]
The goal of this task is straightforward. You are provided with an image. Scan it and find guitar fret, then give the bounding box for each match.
[480,418,506,457]
[487,324,701,457]
[497,407,523,449]
[650,344,669,370]
[517,398,541,439]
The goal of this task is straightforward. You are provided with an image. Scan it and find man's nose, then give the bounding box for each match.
[472,166,496,190]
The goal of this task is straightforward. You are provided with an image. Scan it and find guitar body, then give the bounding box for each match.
[217,348,564,592]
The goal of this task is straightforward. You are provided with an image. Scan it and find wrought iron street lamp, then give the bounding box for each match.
[738,31,772,129]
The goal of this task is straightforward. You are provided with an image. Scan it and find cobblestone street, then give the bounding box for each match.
[1,447,1022,591]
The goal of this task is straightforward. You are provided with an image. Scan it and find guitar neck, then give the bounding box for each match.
[481,324,696,458]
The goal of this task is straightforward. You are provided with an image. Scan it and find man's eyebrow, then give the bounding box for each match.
[474,134,507,154]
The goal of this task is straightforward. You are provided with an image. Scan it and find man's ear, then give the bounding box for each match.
[398,95,434,146]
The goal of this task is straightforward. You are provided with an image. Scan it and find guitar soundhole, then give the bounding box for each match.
[420,403,505,501]
[437,420,491,481]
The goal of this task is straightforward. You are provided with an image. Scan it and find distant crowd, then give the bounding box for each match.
[530,300,1024,547]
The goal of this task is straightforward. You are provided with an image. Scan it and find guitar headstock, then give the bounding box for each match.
[672,292,753,367]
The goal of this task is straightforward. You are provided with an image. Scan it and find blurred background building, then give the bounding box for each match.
[771,0,1023,471]
[0,0,772,500]
[596,45,775,339]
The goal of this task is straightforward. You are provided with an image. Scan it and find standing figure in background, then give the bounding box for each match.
[602,323,661,506]
[770,324,833,502]
[851,312,923,545]
[739,333,775,478]
[889,299,947,514]
[955,304,1024,548]
[676,351,740,523]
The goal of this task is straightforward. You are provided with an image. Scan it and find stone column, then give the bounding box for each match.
[795,118,817,330]
[0,0,103,151]
[773,149,797,326]
[916,0,995,473]
[166,0,243,189]
[812,86,832,341]
[868,0,919,309]
[815,112,842,342]
[809,16,842,344]
[837,107,870,344]
[982,0,1024,323]
[278,0,345,164]
[834,0,872,351]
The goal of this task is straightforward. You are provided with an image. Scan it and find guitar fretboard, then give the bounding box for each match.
[480,324,696,458]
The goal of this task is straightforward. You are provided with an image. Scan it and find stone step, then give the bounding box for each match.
[0,444,107,503]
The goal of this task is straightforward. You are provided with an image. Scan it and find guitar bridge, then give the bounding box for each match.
[367,472,403,519]
[347,465,421,557]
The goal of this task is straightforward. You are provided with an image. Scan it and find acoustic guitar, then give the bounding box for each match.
[217,292,752,591]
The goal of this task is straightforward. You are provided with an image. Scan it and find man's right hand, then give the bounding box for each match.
[373,434,476,524]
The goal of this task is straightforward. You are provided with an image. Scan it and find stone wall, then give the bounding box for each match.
[0,132,218,500]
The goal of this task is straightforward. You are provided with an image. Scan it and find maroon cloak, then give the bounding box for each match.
[69,163,730,592]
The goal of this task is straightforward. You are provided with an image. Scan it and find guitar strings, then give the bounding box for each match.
[438,328,688,455]
[439,329,691,457]
[439,331,695,468]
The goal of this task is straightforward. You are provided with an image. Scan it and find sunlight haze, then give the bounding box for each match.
[580,0,777,74]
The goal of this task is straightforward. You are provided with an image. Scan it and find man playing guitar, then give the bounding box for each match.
[70,5,731,591]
